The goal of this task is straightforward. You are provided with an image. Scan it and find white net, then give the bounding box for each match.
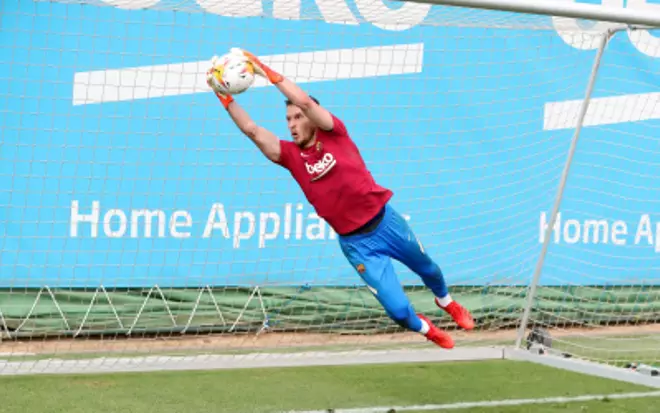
[1,0,659,376]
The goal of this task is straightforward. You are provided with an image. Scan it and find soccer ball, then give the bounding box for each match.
[210,53,256,95]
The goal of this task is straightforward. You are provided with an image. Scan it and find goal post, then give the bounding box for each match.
[1,0,660,381]
[403,0,660,387]
[397,0,660,27]
[514,28,612,351]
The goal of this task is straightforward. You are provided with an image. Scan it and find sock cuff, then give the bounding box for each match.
[436,295,453,308]
[419,318,430,335]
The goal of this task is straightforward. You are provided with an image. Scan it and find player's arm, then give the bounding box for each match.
[207,69,281,163]
[233,48,334,131]
[226,100,281,163]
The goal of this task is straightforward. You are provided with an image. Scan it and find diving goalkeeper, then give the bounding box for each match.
[206,48,474,349]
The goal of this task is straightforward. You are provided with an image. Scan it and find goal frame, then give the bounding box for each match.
[394,0,660,389]
[1,0,660,385]
[398,0,660,27]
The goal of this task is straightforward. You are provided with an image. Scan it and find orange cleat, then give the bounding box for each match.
[436,299,475,331]
[418,314,454,349]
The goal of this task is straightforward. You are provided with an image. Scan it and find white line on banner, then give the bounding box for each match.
[72,43,424,106]
[543,92,660,130]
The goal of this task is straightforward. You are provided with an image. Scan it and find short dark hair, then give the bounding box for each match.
[285,95,319,106]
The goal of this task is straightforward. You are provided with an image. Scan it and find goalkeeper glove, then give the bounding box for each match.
[206,56,234,110]
[230,47,283,84]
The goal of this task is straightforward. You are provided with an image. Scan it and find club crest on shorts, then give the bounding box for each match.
[356,263,366,274]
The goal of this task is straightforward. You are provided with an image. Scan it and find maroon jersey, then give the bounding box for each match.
[275,114,393,235]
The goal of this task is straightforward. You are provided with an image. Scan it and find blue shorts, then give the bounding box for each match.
[337,203,448,328]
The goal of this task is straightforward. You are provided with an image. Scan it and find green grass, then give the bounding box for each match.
[1,360,659,413]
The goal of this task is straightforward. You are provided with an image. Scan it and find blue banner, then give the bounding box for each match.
[2,0,660,288]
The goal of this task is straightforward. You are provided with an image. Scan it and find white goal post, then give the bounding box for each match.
[1,0,660,387]
[399,0,660,388]
[399,0,660,27]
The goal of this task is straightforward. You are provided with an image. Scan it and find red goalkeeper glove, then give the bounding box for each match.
[230,47,283,84]
[206,66,234,110]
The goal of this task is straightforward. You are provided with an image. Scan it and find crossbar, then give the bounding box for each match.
[396,0,660,28]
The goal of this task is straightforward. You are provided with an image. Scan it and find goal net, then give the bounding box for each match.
[1,0,659,379]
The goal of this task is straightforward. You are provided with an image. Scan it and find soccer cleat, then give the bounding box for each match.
[417,314,454,349]
[436,299,475,330]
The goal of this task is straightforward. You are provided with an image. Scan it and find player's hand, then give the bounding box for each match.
[206,56,234,109]
[206,55,232,94]
[229,48,266,77]
[230,47,283,84]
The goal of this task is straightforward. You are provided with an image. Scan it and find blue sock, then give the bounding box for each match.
[423,265,449,298]
[387,304,424,332]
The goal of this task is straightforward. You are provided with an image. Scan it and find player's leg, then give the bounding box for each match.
[338,238,421,331]
[381,205,475,330]
[337,236,454,349]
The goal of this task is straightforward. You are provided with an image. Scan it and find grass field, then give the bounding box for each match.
[2,359,660,413]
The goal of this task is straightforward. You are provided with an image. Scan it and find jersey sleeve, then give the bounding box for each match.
[328,113,348,136]
[274,139,295,169]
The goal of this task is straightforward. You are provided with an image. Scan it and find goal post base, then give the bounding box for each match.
[504,347,660,389]
[0,346,505,376]
[5,343,660,390]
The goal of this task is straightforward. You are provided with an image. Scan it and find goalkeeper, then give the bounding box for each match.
[206,48,474,349]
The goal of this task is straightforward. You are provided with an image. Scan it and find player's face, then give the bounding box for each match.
[286,104,315,148]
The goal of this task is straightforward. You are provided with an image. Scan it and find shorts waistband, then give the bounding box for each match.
[341,206,386,237]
